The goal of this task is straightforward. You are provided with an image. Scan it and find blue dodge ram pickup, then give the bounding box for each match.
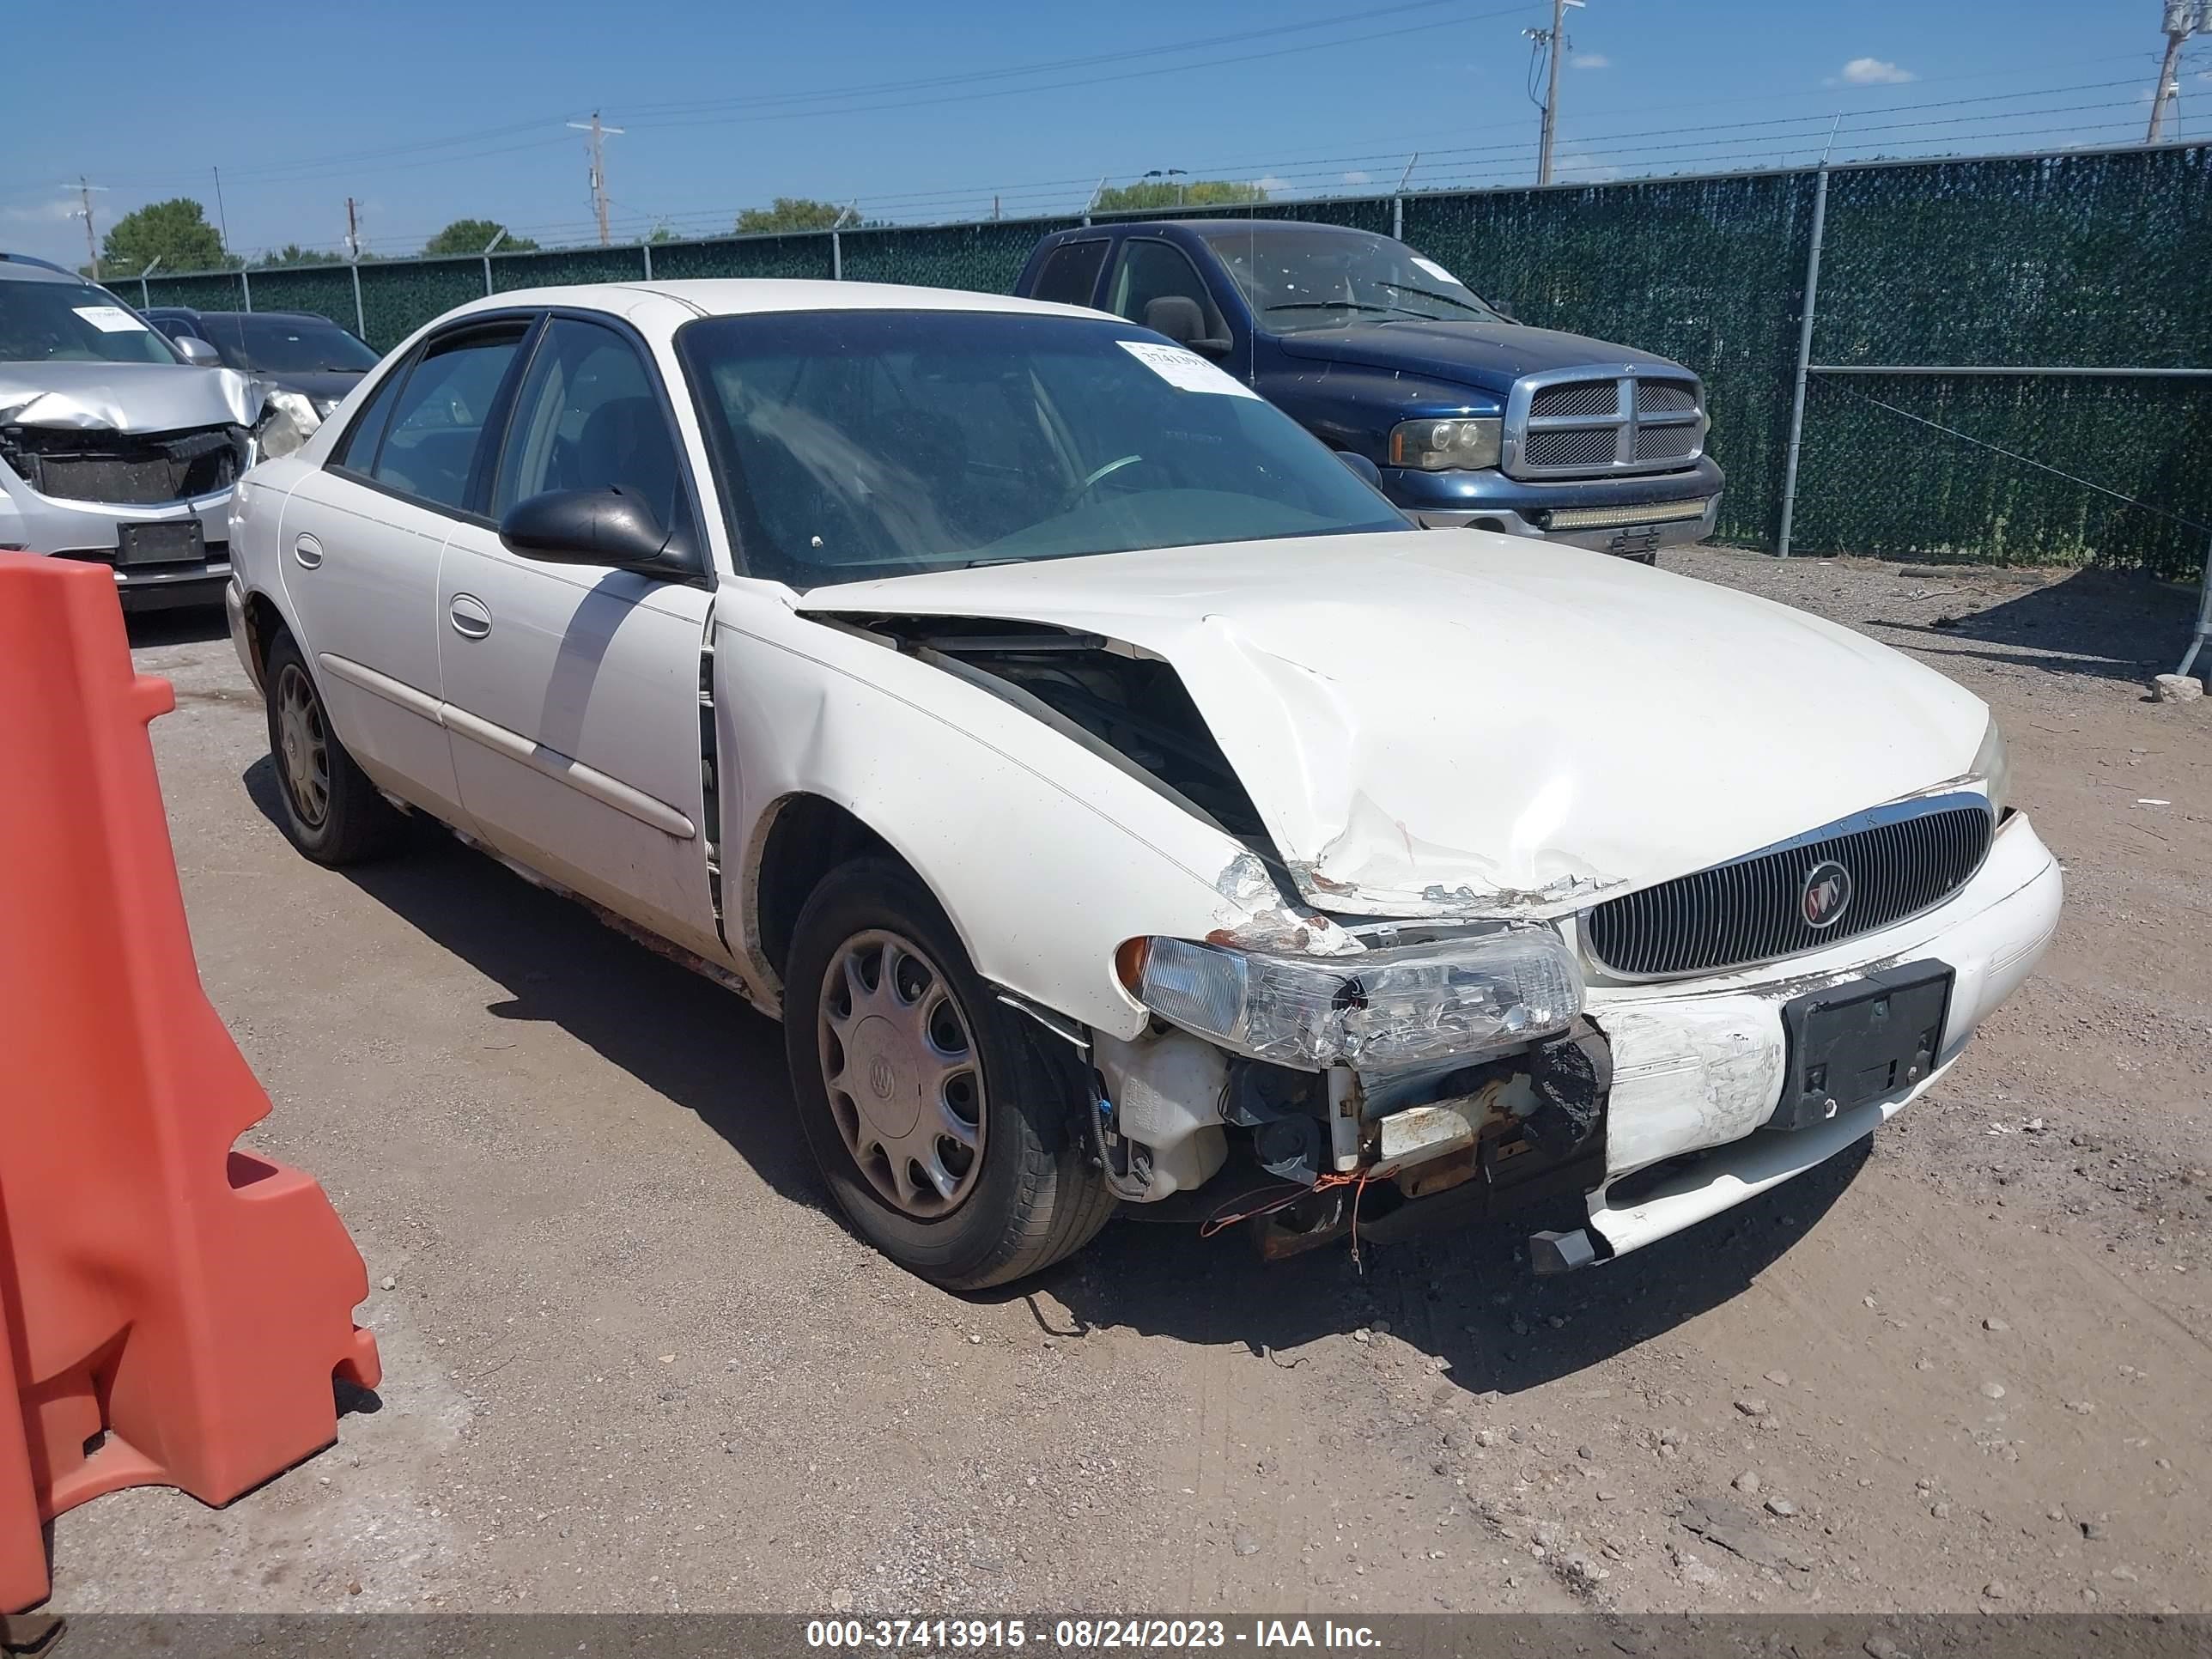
[1015,218,1723,559]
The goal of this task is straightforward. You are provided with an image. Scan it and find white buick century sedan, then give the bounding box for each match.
[227,281,2062,1288]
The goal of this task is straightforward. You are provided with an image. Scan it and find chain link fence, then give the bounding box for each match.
[136,143,2212,577]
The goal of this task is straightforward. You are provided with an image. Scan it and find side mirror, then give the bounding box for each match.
[174,335,222,367]
[1335,451,1383,489]
[1143,295,1232,356]
[499,487,678,573]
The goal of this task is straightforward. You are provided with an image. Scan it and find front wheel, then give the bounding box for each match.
[783,858,1115,1289]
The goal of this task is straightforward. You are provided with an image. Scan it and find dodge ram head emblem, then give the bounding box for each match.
[1801,860,1854,929]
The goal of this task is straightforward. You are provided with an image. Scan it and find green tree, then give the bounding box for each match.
[422,219,540,257]
[99,198,228,275]
[1093,178,1268,213]
[735,198,846,234]
[255,244,346,268]
[647,225,679,244]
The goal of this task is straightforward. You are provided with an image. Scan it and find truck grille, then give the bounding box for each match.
[1504,371,1705,481]
[0,423,246,506]
[1583,801,1994,978]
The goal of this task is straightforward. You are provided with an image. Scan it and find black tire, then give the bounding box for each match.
[783,857,1116,1289]
[262,629,406,866]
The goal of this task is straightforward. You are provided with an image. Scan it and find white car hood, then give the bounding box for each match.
[799,531,1990,919]
[0,360,263,432]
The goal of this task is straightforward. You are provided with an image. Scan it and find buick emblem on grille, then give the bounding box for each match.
[1800,860,1854,929]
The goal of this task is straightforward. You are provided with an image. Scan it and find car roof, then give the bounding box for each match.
[440,278,1103,329]
[0,255,91,285]
[1061,218,1370,239]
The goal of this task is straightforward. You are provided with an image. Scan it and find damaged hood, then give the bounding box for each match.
[0,361,264,432]
[799,532,1990,918]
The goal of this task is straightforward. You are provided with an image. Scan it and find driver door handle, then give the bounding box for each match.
[448,593,493,640]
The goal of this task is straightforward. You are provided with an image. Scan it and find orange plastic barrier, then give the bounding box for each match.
[0,554,380,1611]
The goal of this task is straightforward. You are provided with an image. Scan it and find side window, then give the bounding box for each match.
[1105,240,1220,337]
[1030,240,1107,307]
[368,324,528,511]
[491,318,686,537]
[329,360,408,473]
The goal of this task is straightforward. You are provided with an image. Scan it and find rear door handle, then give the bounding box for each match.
[448,593,492,640]
[292,532,324,569]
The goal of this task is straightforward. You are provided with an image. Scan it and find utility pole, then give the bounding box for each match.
[344,196,360,260]
[568,111,624,246]
[69,178,108,277]
[2147,0,2207,143]
[1524,0,1585,185]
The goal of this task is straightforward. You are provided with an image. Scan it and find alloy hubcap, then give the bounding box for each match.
[817,930,985,1218]
[275,663,331,829]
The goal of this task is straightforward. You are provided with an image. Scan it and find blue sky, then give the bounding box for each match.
[6,0,2204,269]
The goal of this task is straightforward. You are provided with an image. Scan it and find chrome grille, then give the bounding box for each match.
[1583,802,1994,978]
[1504,370,1706,480]
[1529,380,1618,418]
[1528,427,1618,468]
[1635,423,1700,461]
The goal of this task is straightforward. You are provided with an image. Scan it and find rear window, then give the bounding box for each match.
[1029,240,1107,307]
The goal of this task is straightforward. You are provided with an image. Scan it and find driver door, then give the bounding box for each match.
[435,314,724,961]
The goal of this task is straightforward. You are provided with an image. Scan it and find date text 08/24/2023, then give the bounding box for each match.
[805,1619,1382,1650]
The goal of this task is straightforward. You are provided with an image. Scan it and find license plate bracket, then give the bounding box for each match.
[116,520,205,568]
[1774,960,1954,1132]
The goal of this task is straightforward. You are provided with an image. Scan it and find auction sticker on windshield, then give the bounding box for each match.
[1409,256,1461,287]
[73,306,149,333]
[1117,339,1258,398]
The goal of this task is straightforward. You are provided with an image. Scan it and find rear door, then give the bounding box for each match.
[276,317,532,824]
[435,313,722,959]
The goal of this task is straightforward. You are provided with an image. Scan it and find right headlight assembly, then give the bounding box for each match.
[1116,928,1583,1073]
[1389,416,1502,471]
[1972,713,2011,818]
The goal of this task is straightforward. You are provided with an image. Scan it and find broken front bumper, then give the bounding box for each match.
[1565,810,2062,1266]
[0,477,234,612]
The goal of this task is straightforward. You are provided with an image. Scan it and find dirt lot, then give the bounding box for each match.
[48,546,2212,1616]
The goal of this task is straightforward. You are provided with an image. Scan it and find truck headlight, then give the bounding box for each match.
[1389,416,1502,471]
[1972,714,2011,817]
[1117,928,1582,1073]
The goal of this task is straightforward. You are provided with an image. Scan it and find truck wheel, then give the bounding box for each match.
[263,629,405,866]
[784,857,1115,1289]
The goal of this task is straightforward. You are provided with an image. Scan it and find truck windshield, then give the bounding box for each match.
[678,308,1410,589]
[1196,227,1504,333]
[0,278,181,366]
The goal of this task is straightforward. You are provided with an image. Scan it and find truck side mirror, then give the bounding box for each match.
[1143,296,1231,355]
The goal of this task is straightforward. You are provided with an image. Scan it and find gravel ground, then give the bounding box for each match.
[43,544,2212,1616]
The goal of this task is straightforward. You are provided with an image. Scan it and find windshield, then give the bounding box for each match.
[1196,227,1504,333]
[678,309,1409,588]
[0,278,180,365]
[205,313,380,374]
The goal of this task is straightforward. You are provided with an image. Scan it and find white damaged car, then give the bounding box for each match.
[226,281,2062,1287]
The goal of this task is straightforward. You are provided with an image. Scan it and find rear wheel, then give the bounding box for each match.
[263,629,405,866]
[784,858,1115,1288]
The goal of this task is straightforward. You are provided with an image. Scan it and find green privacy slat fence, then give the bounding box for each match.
[838,218,1080,290]
[491,245,650,293]
[146,273,249,313]
[135,144,2212,576]
[356,256,488,352]
[1812,147,2212,369]
[647,233,836,282]
[245,265,358,326]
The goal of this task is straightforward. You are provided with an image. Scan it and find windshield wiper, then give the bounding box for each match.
[1263,301,1391,315]
[1383,284,1492,316]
